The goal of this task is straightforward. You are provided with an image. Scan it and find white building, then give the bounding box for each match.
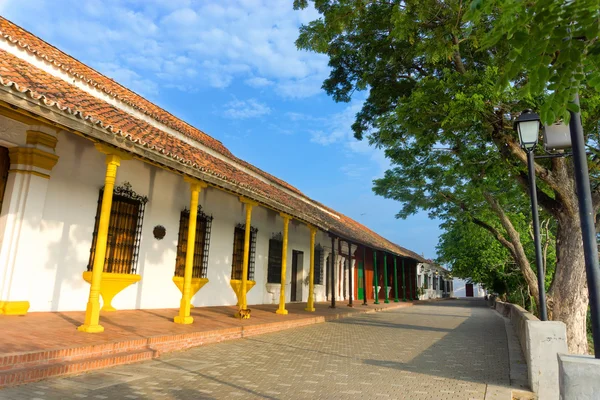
[452,279,486,298]
[416,261,453,300]
[0,17,425,329]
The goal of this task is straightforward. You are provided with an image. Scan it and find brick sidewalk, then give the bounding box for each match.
[0,299,515,400]
[0,301,411,387]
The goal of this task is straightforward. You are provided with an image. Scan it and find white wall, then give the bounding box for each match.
[19,132,328,312]
[452,278,485,298]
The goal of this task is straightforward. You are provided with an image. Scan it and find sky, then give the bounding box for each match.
[0,0,442,259]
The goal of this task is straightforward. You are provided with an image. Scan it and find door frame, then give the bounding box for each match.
[465,283,474,297]
[357,261,364,300]
[291,250,303,302]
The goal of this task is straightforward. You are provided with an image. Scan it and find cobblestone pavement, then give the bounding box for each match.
[0,299,512,400]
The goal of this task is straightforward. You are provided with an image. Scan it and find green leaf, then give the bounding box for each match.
[566,102,580,113]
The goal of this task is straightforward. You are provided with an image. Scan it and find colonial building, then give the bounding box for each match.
[453,279,486,298]
[416,261,454,300]
[0,17,423,332]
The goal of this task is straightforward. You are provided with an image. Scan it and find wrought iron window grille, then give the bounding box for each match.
[267,232,283,284]
[314,244,324,285]
[231,223,258,281]
[87,182,148,275]
[174,205,213,279]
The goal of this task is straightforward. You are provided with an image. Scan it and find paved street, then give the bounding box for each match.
[0,299,512,400]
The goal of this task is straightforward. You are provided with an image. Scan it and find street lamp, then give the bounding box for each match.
[516,109,542,150]
[514,109,548,321]
[567,95,600,358]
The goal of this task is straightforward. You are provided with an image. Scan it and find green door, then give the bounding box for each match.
[358,262,364,300]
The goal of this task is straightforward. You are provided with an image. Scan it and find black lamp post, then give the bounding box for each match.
[514,110,548,321]
[567,95,600,358]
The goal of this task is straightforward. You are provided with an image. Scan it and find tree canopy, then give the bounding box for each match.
[295,0,600,353]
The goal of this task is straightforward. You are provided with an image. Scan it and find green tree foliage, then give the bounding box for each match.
[437,214,555,309]
[295,0,600,353]
[468,0,600,123]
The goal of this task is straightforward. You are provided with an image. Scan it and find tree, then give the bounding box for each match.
[437,214,556,311]
[468,0,600,124]
[295,0,600,353]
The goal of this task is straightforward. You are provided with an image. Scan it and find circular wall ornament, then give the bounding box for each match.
[153,225,166,240]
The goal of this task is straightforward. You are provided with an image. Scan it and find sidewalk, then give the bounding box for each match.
[0,301,411,387]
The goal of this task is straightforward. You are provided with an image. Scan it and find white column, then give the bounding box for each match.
[0,128,58,315]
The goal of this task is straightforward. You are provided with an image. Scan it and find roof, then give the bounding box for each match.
[0,16,425,262]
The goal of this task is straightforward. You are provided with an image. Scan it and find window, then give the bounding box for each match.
[88,182,147,274]
[267,233,283,283]
[433,275,438,290]
[314,244,323,285]
[423,274,428,289]
[174,206,213,279]
[231,223,257,281]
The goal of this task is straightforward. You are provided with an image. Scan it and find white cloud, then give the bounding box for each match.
[306,101,363,145]
[286,98,391,175]
[222,98,271,119]
[245,77,273,88]
[1,0,328,97]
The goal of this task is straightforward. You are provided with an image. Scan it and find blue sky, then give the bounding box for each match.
[1,0,441,259]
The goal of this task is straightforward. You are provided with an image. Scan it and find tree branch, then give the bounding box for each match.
[471,217,515,253]
[515,171,562,218]
[451,34,466,74]
[483,192,541,303]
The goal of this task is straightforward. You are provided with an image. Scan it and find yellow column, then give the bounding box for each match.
[78,144,130,333]
[174,177,207,324]
[305,225,317,312]
[239,197,258,312]
[276,213,292,315]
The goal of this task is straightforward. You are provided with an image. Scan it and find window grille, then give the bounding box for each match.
[267,232,283,283]
[231,223,258,281]
[88,182,148,274]
[174,206,213,279]
[314,244,324,285]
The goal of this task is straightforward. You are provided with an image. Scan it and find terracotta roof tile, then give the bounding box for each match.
[0,16,425,262]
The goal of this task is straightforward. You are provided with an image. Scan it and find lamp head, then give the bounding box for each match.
[514,109,541,151]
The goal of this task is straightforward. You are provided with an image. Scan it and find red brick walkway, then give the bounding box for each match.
[0,301,411,387]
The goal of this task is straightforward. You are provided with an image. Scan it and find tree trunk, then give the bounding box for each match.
[548,213,589,354]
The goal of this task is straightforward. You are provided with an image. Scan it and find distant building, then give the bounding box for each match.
[416,261,453,300]
[452,279,486,298]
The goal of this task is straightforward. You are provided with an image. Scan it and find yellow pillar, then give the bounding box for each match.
[305,225,317,312]
[78,144,130,333]
[239,197,258,312]
[276,213,292,315]
[174,177,207,324]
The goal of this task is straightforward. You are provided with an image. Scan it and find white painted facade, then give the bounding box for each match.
[452,278,486,298]
[0,117,345,312]
[416,262,453,300]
